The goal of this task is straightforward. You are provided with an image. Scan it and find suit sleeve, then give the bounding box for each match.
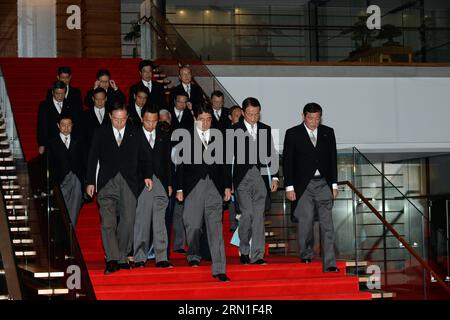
[166,136,173,187]
[268,127,279,180]
[140,138,154,180]
[86,128,101,185]
[128,85,135,108]
[84,90,94,110]
[330,128,338,184]
[283,129,294,188]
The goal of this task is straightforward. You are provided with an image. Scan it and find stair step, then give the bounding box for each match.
[0,157,14,162]
[0,295,9,300]
[10,227,31,232]
[8,215,28,221]
[370,291,396,299]
[12,239,34,244]
[15,250,37,257]
[0,175,17,180]
[0,166,16,171]
[35,287,69,296]
[1,184,20,190]
[18,263,65,278]
[4,195,23,200]
[6,205,26,210]
[0,149,11,154]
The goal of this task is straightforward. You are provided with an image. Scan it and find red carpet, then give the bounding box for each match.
[1,58,372,300]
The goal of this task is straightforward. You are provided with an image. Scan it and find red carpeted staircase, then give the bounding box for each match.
[0,58,372,300]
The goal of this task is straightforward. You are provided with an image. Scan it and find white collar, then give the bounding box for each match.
[304,123,318,135]
[60,133,70,142]
[196,126,210,141]
[143,127,155,136]
[244,119,257,132]
[213,108,222,117]
[53,98,62,106]
[113,126,125,136]
[142,79,152,86]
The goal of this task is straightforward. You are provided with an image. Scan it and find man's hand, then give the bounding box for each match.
[176,191,184,202]
[286,190,296,202]
[86,185,95,198]
[168,186,173,197]
[186,101,193,110]
[333,189,339,200]
[94,80,100,89]
[109,80,118,90]
[38,146,45,155]
[145,178,153,191]
[271,179,279,192]
[223,188,231,202]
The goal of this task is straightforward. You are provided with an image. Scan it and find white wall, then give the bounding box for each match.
[17,0,56,57]
[208,65,450,152]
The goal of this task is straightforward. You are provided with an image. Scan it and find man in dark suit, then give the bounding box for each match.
[128,60,167,111]
[175,105,231,282]
[170,92,194,131]
[133,105,173,268]
[84,69,126,112]
[86,103,153,274]
[169,65,204,110]
[232,97,279,265]
[82,87,111,150]
[37,81,78,155]
[128,88,148,128]
[211,90,230,132]
[283,102,339,273]
[47,114,86,226]
[46,66,83,116]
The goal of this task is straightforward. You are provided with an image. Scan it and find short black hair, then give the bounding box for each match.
[139,60,154,72]
[211,90,224,100]
[242,97,261,112]
[194,103,213,118]
[303,102,323,116]
[57,66,72,76]
[135,87,149,97]
[96,69,111,79]
[229,105,242,114]
[174,91,189,101]
[141,104,159,119]
[52,80,67,92]
[92,87,107,97]
[110,102,128,115]
[57,113,73,124]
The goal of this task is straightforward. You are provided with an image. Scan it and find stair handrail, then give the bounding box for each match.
[140,3,239,108]
[338,180,450,296]
[0,187,22,299]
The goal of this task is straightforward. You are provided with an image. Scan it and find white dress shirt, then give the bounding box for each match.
[113,127,125,144]
[135,104,143,120]
[60,133,70,149]
[213,108,222,121]
[174,107,184,122]
[182,83,191,97]
[94,106,105,124]
[53,98,63,114]
[143,127,156,148]
[142,80,152,92]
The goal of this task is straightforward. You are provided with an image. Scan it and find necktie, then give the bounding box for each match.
[64,136,69,149]
[98,109,103,123]
[201,132,208,149]
[57,102,62,113]
[147,81,152,91]
[149,132,154,148]
[310,131,317,147]
[117,131,122,146]
[215,110,220,121]
[177,111,182,122]
[186,84,191,97]
[250,124,257,141]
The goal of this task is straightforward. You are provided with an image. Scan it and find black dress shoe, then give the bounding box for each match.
[188,260,200,267]
[301,259,312,264]
[213,273,231,282]
[134,261,146,268]
[156,261,173,268]
[325,266,340,273]
[240,254,250,264]
[118,262,132,270]
[174,249,186,254]
[104,261,119,274]
[251,259,267,265]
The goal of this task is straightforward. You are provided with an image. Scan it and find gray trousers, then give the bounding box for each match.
[183,176,226,275]
[97,173,137,264]
[293,178,337,270]
[236,166,268,262]
[133,176,169,263]
[60,171,83,226]
[172,202,186,251]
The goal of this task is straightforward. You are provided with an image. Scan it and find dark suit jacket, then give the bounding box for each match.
[212,107,231,132]
[176,127,231,198]
[127,105,144,128]
[231,118,279,193]
[283,123,337,200]
[84,88,126,113]
[82,107,111,149]
[137,127,172,192]
[128,80,167,111]
[47,135,86,186]
[169,107,194,131]
[169,83,204,110]
[37,99,80,148]
[46,86,83,114]
[86,124,152,198]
